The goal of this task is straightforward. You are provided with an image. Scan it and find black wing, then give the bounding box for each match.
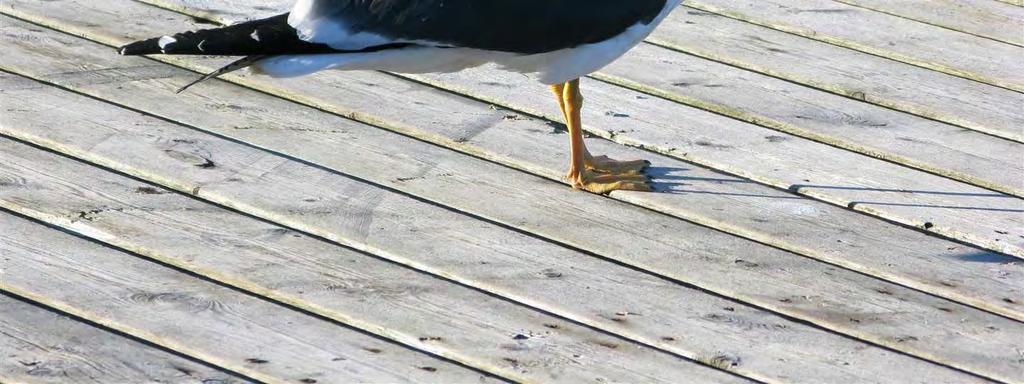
[295,0,669,54]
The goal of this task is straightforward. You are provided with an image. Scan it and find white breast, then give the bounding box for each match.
[501,0,682,84]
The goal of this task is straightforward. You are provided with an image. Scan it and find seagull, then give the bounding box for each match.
[120,0,681,194]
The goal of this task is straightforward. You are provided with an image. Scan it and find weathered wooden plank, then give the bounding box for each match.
[417,72,1024,258]
[144,0,1024,144]
[650,7,1024,144]
[0,126,988,384]
[831,0,1024,46]
[0,215,502,384]
[0,144,746,384]
[6,0,1024,316]
[0,294,251,384]
[598,43,1024,196]
[133,2,1024,198]
[682,0,1024,92]
[1,68,1021,384]
[78,0,1024,256]
[128,2,1024,197]
[413,69,1024,257]
[5,1,1020,322]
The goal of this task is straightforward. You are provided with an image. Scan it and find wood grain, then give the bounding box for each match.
[88,0,1024,256]
[1,68,1021,382]
[0,214,501,384]
[134,0,1024,143]
[0,1,1019,382]
[650,7,1024,144]
[0,146,754,384]
[4,0,1021,315]
[0,128,984,384]
[590,42,1024,196]
[683,0,1024,92]
[0,294,251,384]
[831,0,1024,46]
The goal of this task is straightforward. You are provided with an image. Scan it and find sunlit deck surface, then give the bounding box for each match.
[1,0,1023,383]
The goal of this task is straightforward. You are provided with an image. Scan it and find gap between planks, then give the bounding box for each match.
[0,291,256,384]
[4,1,1019,382]
[682,0,1024,93]
[1,67,1021,382]
[830,0,1024,47]
[0,131,807,383]
[585,69,1024,197]
[120,0,1024,255]
[133,0,1024,182]
[139,0,1024,146]
[9,127,987,383]
[1,7,1022,320]
[645,6,1024,144]
[0,97,999,384]
[0,212,516,384]
[11,0,1020,261]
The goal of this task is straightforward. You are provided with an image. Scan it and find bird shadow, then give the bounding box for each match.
[645,169,1024,213]
[645,166,803,200]
[953,251,1021,264]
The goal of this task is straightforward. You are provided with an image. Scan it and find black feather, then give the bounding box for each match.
[117,13,413,93]
[118,14,340,56]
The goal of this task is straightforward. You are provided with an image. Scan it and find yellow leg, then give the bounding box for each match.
[553,79,652,194]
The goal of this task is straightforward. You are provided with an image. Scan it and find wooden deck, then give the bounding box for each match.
[1,0,1021,383]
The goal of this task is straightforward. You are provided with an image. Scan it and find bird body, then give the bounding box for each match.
[267,0,677,84]
[120,0,680,193]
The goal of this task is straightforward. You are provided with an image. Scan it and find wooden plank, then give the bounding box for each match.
[71,0,1024,256]
[419,73,1024,258]
[5,1,1020,320]
[8,0,1024,315]
[148,0,1024,144]
[0,214,502,384]
[0,68,1021,384]
[0,125,986,384]
[414,69,1024,258]
[598,42,1023,196]
[131,2,1024,199]
[650,7,1024,144]
[0,146,745,384]
[830,0,1024,46]
[0,293,251,384]
[130,2,1024,196]
[682,0,1024,92]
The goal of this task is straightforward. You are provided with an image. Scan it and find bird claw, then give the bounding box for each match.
[585,155,650,175]
[567,167,654,194]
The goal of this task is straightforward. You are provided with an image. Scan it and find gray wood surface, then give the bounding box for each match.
[683,0,1024,92]
[5,0,1021,313]
[650,7,1024,145]
[140,0,1024,182]
[831,0,1024,46]
[0,129,988,384]
[1,67,1021,383]
[131,0,1024,144]
[0,141,748,384]
[0,214,500,384]
[72,0,1024,257]
[584,43,1024,195]
[136,0,1024,195]
[1,0,1021,382]
[0,294,251,384]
